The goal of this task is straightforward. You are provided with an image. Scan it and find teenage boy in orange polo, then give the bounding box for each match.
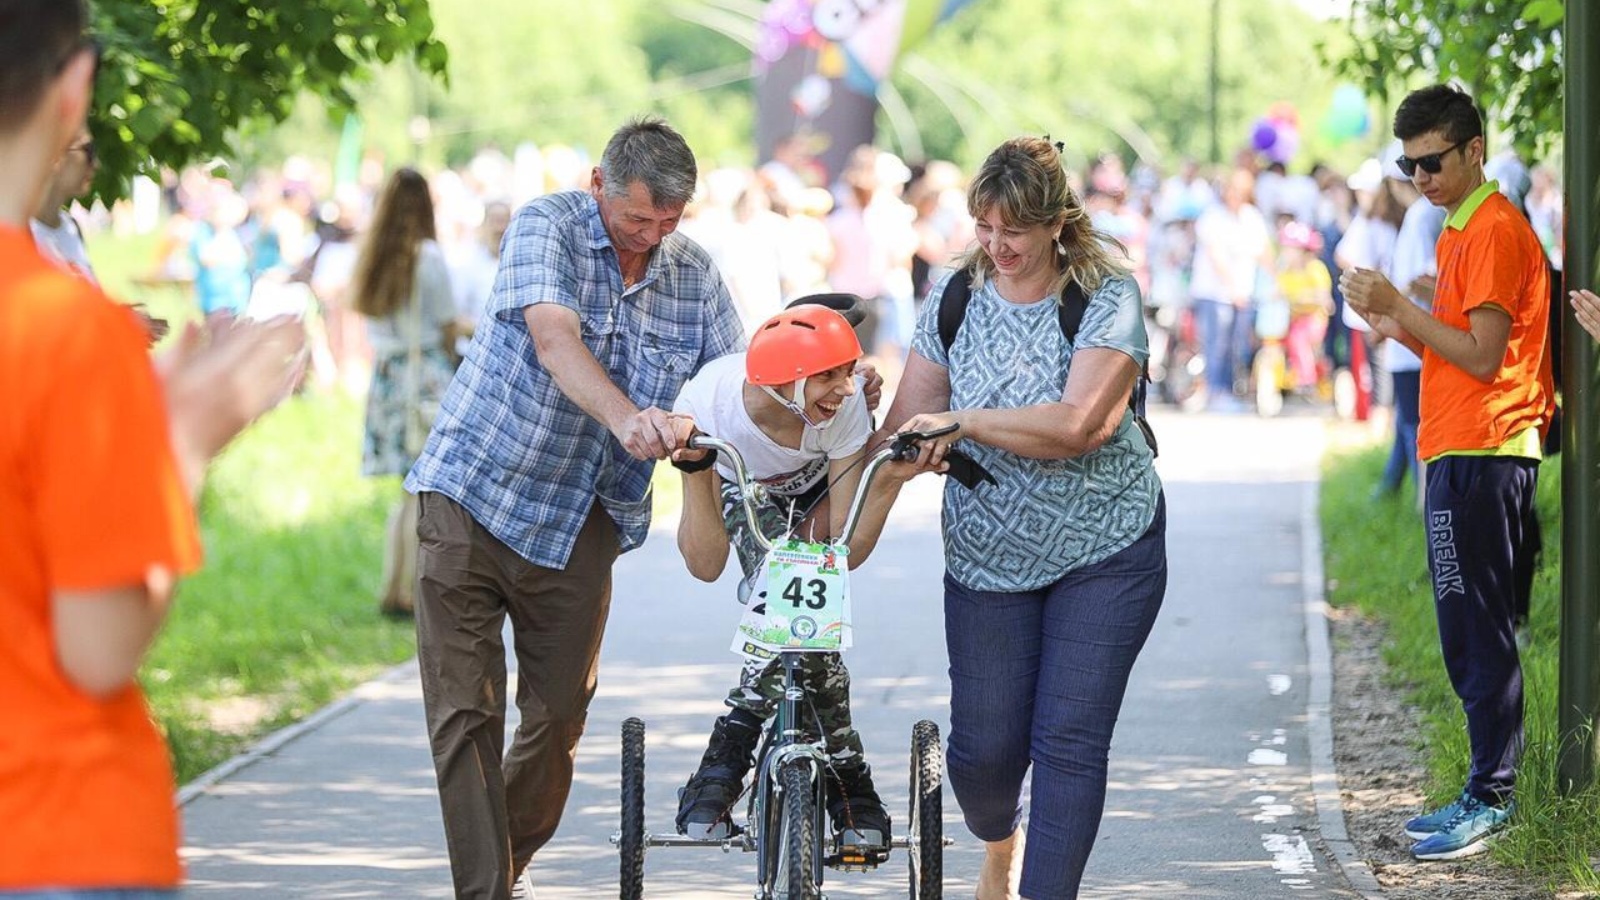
[0,2,304,893]
[1342,84,1554,863]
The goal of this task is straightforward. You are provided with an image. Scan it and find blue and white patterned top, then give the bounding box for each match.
[405,190,746,568]
[910,271,1161,592]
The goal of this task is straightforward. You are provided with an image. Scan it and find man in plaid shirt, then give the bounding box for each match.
[405,118,746,899]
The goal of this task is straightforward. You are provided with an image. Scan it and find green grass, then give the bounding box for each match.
[1321,444,1600,890]
[141,392,417,783]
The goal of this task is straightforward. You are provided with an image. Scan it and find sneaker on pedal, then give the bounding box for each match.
[1410,794,1513,861]
[675,713,760,840]
[827,763,891,852]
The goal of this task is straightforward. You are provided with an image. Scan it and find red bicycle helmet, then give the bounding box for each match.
[746,304,862,386]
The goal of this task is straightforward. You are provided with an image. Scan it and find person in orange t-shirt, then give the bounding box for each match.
[1342,84,1552,864]
[0,3,304,894]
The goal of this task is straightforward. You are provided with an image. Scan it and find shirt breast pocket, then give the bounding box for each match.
[629,336,699,408]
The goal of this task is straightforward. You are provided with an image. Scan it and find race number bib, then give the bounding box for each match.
[730,539,851,657]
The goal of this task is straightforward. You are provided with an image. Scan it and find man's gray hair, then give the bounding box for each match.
[598,116,698,208]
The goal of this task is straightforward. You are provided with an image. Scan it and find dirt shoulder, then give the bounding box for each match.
[1328,606,1584,899]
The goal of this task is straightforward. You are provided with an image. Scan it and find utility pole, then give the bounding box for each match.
[1209,0,1222,164]
[1559,0,1600,794]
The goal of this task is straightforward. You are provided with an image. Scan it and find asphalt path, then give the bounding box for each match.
[180,408,1364,899]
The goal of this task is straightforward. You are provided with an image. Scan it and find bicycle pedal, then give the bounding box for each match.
[824,843,890,870]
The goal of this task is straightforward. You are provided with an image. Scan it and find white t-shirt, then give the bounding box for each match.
[673,353,870,496]
[1189,202,1269,302]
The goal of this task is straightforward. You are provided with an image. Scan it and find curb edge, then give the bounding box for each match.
[1304,480,1388,899]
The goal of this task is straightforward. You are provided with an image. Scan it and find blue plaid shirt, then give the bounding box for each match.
[404,190,745,568]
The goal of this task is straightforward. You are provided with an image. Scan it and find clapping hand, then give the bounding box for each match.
[1572,289,1600,343]
[1339,267,1404,320]
[159,313,307,494]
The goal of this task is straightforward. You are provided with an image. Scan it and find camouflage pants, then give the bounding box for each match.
[720,479,867,773]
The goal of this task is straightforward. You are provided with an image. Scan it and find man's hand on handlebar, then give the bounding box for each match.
[668,414,712,466]
[616,406,690,461]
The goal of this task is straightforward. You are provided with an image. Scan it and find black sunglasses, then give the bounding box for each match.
[1395,137,1472,178]
[70,140,97,166]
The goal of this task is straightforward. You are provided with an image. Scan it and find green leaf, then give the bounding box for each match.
[86,0,445,201]
[1523,0,1564,29]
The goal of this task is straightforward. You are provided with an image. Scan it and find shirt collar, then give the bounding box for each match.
[1445,180,1500,231]
[583,193,613,250]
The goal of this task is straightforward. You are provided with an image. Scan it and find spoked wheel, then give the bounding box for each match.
[776,759,823,900]
[909,720,944,899]
[620,717,646,900]
[1163,342,1204,410]
[1253,345,1285,418]
[1332,366,1359,420]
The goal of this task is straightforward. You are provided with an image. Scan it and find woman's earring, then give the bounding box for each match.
[1056,238,1067,257]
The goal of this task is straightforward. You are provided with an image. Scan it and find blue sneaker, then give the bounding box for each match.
[1403,790,1470,840]
[1410,794,1513,861]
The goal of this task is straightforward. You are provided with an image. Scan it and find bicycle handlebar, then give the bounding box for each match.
[685,423,982,555]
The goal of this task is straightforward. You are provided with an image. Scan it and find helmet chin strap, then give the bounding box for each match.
[761,377,836,430]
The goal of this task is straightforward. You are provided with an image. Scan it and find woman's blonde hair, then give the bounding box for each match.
[957,137,1127,297]
[352,167,436,319]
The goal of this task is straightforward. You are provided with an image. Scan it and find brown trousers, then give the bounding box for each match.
[415,492,620,899]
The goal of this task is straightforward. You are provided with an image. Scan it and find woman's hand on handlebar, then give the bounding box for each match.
[895,412,963,470]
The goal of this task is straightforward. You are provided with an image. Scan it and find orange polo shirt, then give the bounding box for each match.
[1417,183,1554,462]
[0,225,201,888]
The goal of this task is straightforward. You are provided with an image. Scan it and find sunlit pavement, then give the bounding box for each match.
[181,406,1369,898]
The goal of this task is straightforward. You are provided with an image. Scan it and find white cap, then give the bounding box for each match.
[1346,158,1383,193]
[875,151,911,189]
[1380,139,1408,181]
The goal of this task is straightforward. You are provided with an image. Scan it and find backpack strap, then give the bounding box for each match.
[937,268,974,354]
[1055,280,1087,341]
[1053,281,1158,456]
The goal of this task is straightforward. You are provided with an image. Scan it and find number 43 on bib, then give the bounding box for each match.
[730,539,852,654]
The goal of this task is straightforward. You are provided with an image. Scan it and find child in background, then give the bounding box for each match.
[1275,220,1334,391]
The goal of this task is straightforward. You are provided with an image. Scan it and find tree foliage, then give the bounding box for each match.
[1326,0,1563,158]
[247,0,756,175]
[889,0,1356,173]
[128,0,1369,185]
[88,0,448,199]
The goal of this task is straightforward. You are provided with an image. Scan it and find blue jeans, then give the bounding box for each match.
[943,495,1167,900]
[1379,370,1421,493]
[1193,298,1253,396]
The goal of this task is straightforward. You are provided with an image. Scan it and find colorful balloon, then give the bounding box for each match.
[1251,119,1279,152]
[1265,123,1300,164]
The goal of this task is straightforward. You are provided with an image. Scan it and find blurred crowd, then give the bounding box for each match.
[80,134,1565,420]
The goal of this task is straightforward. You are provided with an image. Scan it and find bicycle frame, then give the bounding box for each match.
[693,434,911,894]
[616,429,958,900]
[750,652,829,893]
